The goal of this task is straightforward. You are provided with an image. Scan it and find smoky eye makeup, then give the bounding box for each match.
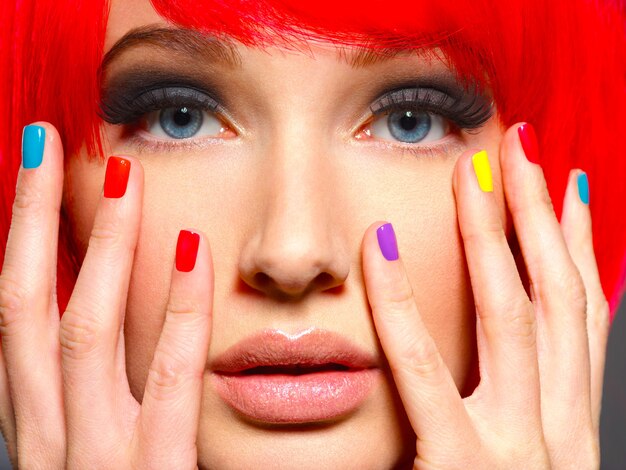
[369,85,493,131]
[98,65,494,152]
[99,69,227,126]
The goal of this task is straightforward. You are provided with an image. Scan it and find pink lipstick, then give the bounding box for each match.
[210,329,381,424]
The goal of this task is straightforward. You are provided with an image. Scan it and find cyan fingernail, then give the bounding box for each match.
[577,172,589,205]
[22,125,46,169]
[376,223,399,261]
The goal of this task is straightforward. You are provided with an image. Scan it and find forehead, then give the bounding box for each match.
[105,0,165,52]
[104,0,447,74]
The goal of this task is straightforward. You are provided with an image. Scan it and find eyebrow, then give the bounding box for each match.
[101,25,418,72]
[102,25,243,70]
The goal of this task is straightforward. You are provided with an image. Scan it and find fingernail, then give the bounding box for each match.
[471,150,493,192]
[176,230,200,272]
[22,125,46,169]
[518,123,540,165]
[104,156,131,198]
[377,223,399,261]
[577,172,589,205]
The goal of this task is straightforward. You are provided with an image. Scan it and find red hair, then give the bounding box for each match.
[1,0,625,319]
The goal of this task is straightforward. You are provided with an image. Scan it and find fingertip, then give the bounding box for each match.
[170,228,214,301]
[500,122,539,173]
[576,171,590,206]
[452,149,481,193]
[376,223,399,261]
[516,122,540,165]
[363,219,391,255]
[362,221,420,327]
[561,169,592,247]
[20,121,63,174]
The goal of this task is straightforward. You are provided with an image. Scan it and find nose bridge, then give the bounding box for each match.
[239,119,349,299]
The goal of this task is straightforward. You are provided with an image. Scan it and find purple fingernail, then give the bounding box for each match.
[376,223,399,261]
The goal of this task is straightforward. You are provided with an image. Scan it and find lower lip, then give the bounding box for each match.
[212,369,379,424]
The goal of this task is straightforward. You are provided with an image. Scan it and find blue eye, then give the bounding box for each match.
[388,110,431,143]
[144,104,225,140]
[370,109,448,144]
[159,106,203,139]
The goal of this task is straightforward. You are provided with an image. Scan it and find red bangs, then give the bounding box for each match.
[1,0,625,317]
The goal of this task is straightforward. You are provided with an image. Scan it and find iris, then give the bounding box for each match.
[387,110,431,143]
[159,106,203,139]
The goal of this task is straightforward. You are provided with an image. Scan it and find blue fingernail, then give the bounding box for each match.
[577,172,589,205]
[376,223,399,261]
[22,125,46,169]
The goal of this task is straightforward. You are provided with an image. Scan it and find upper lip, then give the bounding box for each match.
[210,328,379,374]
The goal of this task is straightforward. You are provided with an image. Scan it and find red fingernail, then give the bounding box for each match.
[176,230,200,272]
[517,123,540,165]
[104,156,131,198]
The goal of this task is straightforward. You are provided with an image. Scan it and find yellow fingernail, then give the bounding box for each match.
[472,150,493,192]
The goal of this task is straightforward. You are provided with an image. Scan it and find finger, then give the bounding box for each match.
[452,149,542,430]
[136,230,213,466]
[560,169,610,432]
[0,123,66,465]
[362,221,471,444]
[500,124,592,460]
[61,156,143,458]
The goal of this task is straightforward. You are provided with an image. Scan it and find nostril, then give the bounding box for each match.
[313,272,335,290]
[251,270,342,300]
[253,270,311,298]
[253,272,272,291]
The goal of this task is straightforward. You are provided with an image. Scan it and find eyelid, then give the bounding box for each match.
[100,84,245,136]
[368,87,493,129]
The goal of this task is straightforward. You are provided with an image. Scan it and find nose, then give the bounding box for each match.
[238,141,349,301]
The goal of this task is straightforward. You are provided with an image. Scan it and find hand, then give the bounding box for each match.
[0,123,214,469]
[362,123,610,469]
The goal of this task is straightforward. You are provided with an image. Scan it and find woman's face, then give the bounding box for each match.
[63,0,507,467]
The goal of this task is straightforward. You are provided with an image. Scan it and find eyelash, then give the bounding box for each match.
[100,86,223,125]
[99,84,493,151]
[370,87,493,129]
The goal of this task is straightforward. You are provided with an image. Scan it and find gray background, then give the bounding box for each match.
[0,298,624,469]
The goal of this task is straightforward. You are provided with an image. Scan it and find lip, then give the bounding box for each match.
[210,328,381,424]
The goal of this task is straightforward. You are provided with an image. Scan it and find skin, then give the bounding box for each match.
[0,0,610,468]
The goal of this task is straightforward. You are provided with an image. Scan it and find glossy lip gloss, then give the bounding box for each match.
[210,329,381,424]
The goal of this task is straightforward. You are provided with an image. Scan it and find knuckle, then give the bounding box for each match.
[393,337,443,382]
[535,266,588,315]
[145,349,196,401]
[0,276,28,335]
[501,298,537,345]
[59,309,102,359]
[165,299,202,318]
[463,218,506,247]
[527,169,555,213]
[12,181,46,218]
[381,279,416,313]
[88,222,125,252]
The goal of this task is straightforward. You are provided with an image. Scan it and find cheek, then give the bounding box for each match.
[72,149,478,399]
[400,192,475,389]
[342,156,477,390]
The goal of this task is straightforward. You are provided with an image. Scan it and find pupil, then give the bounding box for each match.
[400,112,417,131]
[174,107,191,126]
